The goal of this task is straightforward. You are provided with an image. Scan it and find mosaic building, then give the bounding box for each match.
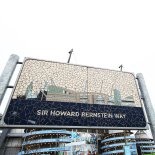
[12,59,141,107]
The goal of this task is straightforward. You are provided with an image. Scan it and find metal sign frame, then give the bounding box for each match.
[0,58,147,129]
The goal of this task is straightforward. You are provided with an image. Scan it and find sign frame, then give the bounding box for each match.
[0,58,148,130]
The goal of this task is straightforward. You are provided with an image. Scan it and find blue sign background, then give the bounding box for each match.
[4,99,146,128]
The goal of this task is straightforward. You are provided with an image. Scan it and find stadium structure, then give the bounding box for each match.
[1,129,155,155]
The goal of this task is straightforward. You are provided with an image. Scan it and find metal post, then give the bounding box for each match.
[67,49,73,63]
[119,64,123,71]
[0,54,19,105]
[0,54,19,149]
[136,73,155,143]
[0,129,9,152]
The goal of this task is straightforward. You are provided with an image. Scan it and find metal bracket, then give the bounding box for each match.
[141,96,144,100]
[7,86,14,88]
[17,62,23,64]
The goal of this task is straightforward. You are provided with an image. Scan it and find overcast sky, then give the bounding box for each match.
[0,0,155,114]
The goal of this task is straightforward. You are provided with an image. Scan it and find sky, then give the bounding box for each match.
[0,0,155,115]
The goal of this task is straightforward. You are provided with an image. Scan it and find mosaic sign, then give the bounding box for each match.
[3,58,146,129]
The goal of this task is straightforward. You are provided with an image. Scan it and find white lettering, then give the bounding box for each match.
[114,113,126,119]
[37,110,41,115]
[50,110,79,117]
[81,112,86,117]
[39,110,125,119]
[61,111,67,116]
[37,110,48,116]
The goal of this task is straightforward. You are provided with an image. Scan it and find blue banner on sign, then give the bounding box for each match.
[4,99,146,128]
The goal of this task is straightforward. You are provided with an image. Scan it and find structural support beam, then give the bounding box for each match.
[137,73,155,143]
[0,54,19,149]
[0,54,19,105]
[0,129,9,149]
